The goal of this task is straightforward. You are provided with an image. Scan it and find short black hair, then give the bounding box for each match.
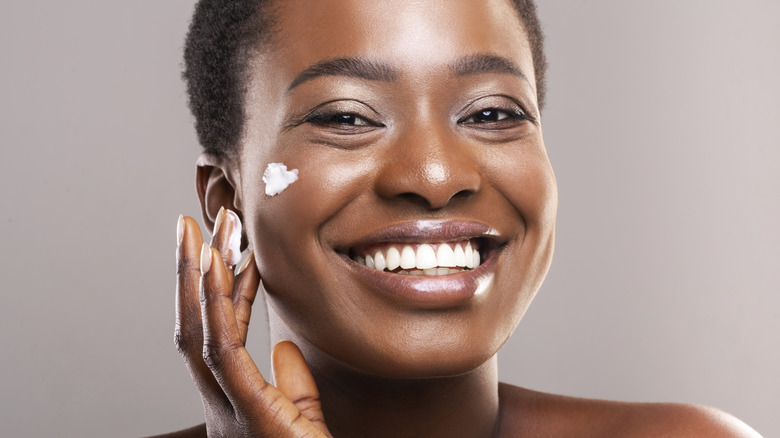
[183,0,547,157]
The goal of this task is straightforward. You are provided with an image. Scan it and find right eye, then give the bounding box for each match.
[308,112,373,127]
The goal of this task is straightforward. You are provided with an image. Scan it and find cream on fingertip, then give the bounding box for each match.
[222,209,242,267]
[263,162,299,196]
[211,207,243,268]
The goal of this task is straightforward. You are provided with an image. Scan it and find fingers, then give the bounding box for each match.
[273,340,329,433]
[200,249,330,437]
[185,212,330,436]
[175,215,205,364]
[233,252,259,343]
[199,244,269,404]
[175,216,224,397]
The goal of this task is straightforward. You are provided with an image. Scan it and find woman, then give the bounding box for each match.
[163,0,760,436]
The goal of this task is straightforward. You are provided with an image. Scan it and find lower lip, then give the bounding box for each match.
[341,252,498,308]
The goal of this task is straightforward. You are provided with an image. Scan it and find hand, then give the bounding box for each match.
[175,210,332,437]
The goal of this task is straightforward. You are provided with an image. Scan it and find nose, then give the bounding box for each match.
[374,121,482,209]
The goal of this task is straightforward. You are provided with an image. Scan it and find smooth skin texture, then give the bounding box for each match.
[160,0,762,436]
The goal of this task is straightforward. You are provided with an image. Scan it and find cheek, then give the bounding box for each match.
[482,141,557,234]
[251,148,376,242]
[242,146,376,303]
[497,145,557,320]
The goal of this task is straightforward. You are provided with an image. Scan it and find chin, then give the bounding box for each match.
[309,313,510,380]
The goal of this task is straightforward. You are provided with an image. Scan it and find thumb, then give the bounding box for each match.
[272,340,330,434]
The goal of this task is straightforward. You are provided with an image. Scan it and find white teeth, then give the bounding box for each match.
[352,240,483,274]
[436,244,456,267]
[400,245,416,269]
[416,244,437,269]
[464,243,474,269]
[453,244,467,267]
[374,251,386,271]
[386,247,401,271]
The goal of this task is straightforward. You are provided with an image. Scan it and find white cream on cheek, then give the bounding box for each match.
[263,162,299,196]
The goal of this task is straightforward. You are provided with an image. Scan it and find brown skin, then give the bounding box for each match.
[162,0,762,437]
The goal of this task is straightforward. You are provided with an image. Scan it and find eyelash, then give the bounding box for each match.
[304,111,380,128]
[299,103,533,132]
[458,107,529,126]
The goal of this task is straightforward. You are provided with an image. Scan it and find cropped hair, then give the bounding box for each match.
[183,0,547,157]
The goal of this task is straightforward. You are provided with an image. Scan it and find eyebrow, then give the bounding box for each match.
[450,54,532,88]
[287,57,397,92]
[286,53,532,92]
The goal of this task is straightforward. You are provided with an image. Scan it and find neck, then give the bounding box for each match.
[268,309,502,438]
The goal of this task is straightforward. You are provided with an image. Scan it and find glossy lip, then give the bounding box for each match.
[336,220,505,308]
[343,220,501,247]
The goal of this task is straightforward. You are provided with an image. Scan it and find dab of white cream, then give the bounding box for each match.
[263,162,299,196]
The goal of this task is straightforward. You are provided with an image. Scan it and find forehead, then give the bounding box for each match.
[261,0,535,88]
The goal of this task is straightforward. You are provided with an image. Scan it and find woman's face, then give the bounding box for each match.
[236,0,557,378]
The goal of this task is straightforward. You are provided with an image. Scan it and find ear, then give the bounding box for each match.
[195,153,243,234]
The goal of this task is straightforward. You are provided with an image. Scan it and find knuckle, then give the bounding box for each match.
[235,293,256,309]
[202,339,242,370]
[202,341,223,368]
[173,326,202,357]
[292,395,322,417]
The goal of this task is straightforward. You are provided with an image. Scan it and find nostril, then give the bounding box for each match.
[452,188,475,200]
[395,192,430,206]
[394,188,475,210]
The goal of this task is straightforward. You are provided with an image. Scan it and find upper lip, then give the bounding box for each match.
[337,220,503,251]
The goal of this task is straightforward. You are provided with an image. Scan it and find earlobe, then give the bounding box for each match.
[195,153,242,234]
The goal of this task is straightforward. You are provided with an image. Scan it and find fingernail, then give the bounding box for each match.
[177,215,185,246]
[235,251,254,276]
[223,210,243,267]
[212,206,226,237]
[200,243,212,275]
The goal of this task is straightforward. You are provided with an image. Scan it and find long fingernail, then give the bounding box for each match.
[235,251,254,276]
[212,206,226,237]
[222,210,243,267]
[177,215,185,246]
[200,243,212,275]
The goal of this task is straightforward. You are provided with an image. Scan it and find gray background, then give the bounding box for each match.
[0,1,777,436]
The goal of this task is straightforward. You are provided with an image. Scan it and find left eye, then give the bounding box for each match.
[327,113,371,126]
[460,108,522,124]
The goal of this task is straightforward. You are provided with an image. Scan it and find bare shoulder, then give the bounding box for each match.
[498,383,762,438]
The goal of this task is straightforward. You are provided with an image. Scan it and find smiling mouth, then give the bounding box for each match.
[336,220,505,306]
[349,239,489,276]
